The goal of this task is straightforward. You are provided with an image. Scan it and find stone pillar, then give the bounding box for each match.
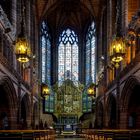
[78,32,85,84]
[10,106,18,129]
[122,0,128,34]
[119,107,128,129]
[11,0,17,29]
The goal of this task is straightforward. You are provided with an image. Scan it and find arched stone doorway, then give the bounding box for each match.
[106,94,116,128]
[0,76,17,129]
[120,76,140,129]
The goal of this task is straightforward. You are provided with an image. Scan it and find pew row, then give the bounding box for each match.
[0,129,55,140]
[77,129,140,140]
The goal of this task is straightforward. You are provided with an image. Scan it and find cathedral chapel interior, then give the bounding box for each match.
[0,0,140,139]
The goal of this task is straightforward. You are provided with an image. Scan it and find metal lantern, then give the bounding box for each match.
[41,84,50,97]
[87,83,96,96]
[15,37,31,63]
[110,36,125,68]
[15,0,31,63]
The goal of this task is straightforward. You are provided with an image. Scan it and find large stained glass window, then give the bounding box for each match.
[86,22,96,85]
[41,21,54,113]
[58,29,78,85]
[82,22,96,113]
[41,21,51,84]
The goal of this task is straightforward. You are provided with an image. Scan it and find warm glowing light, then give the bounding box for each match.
[110,37,125,68]
[87,83,96,96]
[42,84,50,97]
[43,88,49,94]
[15,37,31,63]
[88,88,94,95]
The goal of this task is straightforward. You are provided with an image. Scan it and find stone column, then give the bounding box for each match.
[119,107,128,129]
[122,0,128,33]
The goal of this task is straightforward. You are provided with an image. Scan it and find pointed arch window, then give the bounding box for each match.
[58,29,79,85]
[82,22,96,113]
[41,21,54,113]
[86,22,96,85]
[41,21,51,84]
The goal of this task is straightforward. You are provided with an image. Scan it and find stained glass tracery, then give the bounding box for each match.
[41,21,51,84]
[41,21,54,113]
[86,22,96,85]
[58,29,78,85]
[82,21,96,113]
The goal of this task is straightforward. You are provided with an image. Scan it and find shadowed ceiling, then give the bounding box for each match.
[35,0,139,33]
[35,0,104,33]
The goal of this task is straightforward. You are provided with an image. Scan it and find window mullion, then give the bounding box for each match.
[71,43,72,80]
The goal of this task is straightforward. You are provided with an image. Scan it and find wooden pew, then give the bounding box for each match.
[22,131,34,140]
[0,132,22,140]
[131,130,140,140]
[34,131,41,140]
[0,129,55,140]
[104,130,114,140]
[113,131,130,140]
[77,129,140,140]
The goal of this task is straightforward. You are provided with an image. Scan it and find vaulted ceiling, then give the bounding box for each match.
[35,0,105,33]
[35,0,140,35]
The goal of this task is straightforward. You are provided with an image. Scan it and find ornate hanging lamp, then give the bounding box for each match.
[110,36,125,68]
[15,0,31,63]
[110,0,126,68]
[87,83,96,97]
[41,83,50,97]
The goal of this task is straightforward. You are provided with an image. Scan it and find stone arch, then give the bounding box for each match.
[106,93,117,128]
[120,75,140,128]
[121,76,140,109]
[0,76,18,129]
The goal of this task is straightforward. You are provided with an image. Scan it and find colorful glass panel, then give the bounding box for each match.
[83,21,96,113]
[41,21,54,113]
[41,21,51,84]
[86,21,96,84]
[58,29,78,85]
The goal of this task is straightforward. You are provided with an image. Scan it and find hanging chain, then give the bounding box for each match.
[116,0,122,37]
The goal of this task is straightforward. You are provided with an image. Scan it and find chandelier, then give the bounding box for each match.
[15,0,31,63]
[110,0,126,68]
[41,83,50,97]
[110,36,125,68]
[87,83,96,97]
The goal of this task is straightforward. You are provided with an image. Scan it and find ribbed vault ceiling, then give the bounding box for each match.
[35,0,104,32]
